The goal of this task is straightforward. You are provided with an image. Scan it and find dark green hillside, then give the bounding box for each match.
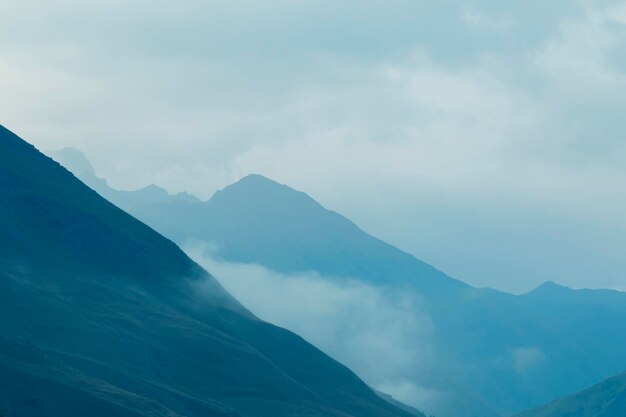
[0,125,416,417]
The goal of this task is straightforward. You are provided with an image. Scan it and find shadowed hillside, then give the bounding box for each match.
[0,125,419,417]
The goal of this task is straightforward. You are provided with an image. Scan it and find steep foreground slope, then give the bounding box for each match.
[0,125,417,417]
[49,150,626,417]
[514,371,626,417]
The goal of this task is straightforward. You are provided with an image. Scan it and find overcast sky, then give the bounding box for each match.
[2,0,626,293]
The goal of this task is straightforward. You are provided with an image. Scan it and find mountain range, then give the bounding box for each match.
[0,125,419,417]
[49,147,626,417]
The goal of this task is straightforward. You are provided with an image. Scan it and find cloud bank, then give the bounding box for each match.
[3,0,626,291]
[186,245,438,409]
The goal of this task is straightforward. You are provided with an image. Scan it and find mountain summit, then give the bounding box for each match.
[48,147,200,211]
[47,149,463,292]
[0,125,417,417]
[132,173,467,292]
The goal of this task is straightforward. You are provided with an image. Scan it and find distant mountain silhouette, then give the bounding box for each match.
[48,147,199,210]
[50,147,626,417]
[0,126,419,417]
[514,371,626,417]
[135,173,467,294]
[48,149,466,292]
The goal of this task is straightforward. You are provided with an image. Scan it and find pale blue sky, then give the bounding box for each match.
[2,0,626,292]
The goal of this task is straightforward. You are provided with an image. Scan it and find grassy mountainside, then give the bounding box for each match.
[0,125,417,417]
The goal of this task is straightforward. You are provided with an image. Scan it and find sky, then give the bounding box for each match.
[2,0,626,292]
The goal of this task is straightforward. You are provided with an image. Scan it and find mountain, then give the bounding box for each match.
[46,149,465,293]
[134,173,468,293]
[49,148,626,417]
[48,147,200,211]
[0,125,419,417]
[514,371,626,417]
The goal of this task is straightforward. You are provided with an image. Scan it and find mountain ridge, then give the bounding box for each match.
[0,125,419,417]
[48,148,465,292]
[48,145,626,417]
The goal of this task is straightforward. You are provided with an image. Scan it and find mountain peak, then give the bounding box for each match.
[537,280,567,290]
[229,174,299,194]
[48,147,97,178]
[524,280,570,297]
[239,173,279,185]
[211,174,321,211]
[48,147,201,208]
[196,173,464,291]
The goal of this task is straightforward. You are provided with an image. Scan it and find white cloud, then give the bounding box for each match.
[378,379,443,413]
[4,0,626,292]
[186,244,438,410]
[534,9,626,91]
[462,9,512,31]
[510,347,546,375]
[607,3,626,24]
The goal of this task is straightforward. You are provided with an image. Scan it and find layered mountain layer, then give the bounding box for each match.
[0,126,417,417]
[514,371,626,417]
[50,147,626,417]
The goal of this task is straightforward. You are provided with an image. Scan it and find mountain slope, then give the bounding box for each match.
[0,125,417,417]
[132,174,466,294]
[48,149,464,292]
[47,147,199,211]
[117,179,626,417]
[514,371,626,417]
[2,136,215,288]
[50,148,626,417]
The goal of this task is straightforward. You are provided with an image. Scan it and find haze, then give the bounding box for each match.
[3,0,626,292]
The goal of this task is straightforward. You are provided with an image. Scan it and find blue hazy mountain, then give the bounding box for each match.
[47,149,465,293]
[514,371,626,417]
[48,147,200,210]
[0,126,420,417]
[137,174,468,293]
[50,148,626,417]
